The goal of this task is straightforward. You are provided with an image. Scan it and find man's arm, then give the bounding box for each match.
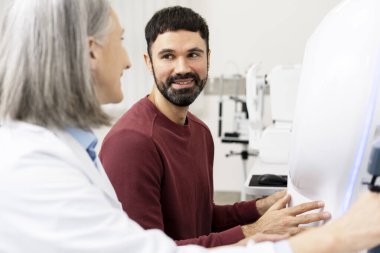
[212,190,329,238]
[100,129,243,248]
[209,187,287,232]
[211,201,261,232]
[211,190,286,230]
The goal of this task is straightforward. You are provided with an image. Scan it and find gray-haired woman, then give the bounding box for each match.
[1,1,380,253]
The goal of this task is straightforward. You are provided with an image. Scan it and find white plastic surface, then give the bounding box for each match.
[288,0,380,220]
[245,65,300,196]
[268,65,301,122]
[246,64,264,150]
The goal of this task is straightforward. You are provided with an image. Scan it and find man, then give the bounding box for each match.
[2,1,380,253]
[100,6,329,248]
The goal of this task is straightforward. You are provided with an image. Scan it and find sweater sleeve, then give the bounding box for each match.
[99,129,165,231]
[211,200,261,232]
[174,200,261,247]
[175,226,245,247]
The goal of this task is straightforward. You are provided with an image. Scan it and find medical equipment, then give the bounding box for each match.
[287,0,380,236]
[364,140,380,192]
[363,141,380,252]
[217,74,257,200]
[244,64,301,197]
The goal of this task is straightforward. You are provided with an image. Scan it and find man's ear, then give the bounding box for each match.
[88,36,100,70]
[144,52,153,73]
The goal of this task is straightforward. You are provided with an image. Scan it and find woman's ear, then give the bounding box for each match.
[144,52,153,73]
[88,36,100,70]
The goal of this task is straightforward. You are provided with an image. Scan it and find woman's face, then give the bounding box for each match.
[91,10,131,104]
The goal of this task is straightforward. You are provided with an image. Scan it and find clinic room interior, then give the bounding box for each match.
[0,0,376,213]
[5,0,380,253]
[82,0,344,203]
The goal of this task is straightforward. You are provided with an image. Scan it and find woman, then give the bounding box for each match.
[1,1,380,253]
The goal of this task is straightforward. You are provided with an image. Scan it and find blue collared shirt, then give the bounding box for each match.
[66,127,98,163]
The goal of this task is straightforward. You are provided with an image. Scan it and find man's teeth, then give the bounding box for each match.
[175,80,192,84]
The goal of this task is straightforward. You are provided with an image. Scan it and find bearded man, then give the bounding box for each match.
[99,6,329,249]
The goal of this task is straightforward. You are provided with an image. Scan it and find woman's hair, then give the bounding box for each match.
[0,0,113,129]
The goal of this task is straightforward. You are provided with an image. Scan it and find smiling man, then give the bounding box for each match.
[99,6,329,249]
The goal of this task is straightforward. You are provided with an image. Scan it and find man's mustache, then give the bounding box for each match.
[167,73,200,86]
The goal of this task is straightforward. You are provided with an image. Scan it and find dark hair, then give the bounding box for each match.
[145,6,209,57]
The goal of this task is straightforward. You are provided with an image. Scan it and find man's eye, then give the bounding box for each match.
[162,54,174,60]
[189,53,200,58]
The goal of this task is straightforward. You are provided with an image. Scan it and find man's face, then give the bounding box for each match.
[146,30,209,107]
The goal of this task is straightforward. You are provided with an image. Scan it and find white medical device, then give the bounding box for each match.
[245,64,301,196]
[287,0,380,224]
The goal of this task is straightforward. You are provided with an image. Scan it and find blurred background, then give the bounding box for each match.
[0,0,342,196]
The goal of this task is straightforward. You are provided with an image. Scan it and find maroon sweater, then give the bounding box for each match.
[100,97,260,247]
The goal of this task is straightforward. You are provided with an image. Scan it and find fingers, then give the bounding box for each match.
[272,190,287,200]
[256,190,288,216]
[268,194,291,211]
[266,190,287,204]
[297,212,331,224]
[287,201,325,216]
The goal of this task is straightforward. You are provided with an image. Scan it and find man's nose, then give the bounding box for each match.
[174,57,190,74]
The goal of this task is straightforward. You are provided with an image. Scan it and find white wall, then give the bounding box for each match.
[201,0,343,76]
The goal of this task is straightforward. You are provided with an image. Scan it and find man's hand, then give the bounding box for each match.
[242,194,331,237]
[256,190,287,216]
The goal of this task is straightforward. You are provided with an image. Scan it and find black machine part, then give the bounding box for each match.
[368,140,380,176]
[249,174,287,187]
[366,140,380,253]
[366,140,380,192]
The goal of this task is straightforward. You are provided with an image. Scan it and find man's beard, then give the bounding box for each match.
[152,68,208,107]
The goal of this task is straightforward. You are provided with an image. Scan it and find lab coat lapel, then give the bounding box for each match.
[54,130,120,205]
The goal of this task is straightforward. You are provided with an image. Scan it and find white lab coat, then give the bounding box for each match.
[0,121,276,253]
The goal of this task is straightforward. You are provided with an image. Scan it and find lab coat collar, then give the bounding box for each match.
[54,129,120,206]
